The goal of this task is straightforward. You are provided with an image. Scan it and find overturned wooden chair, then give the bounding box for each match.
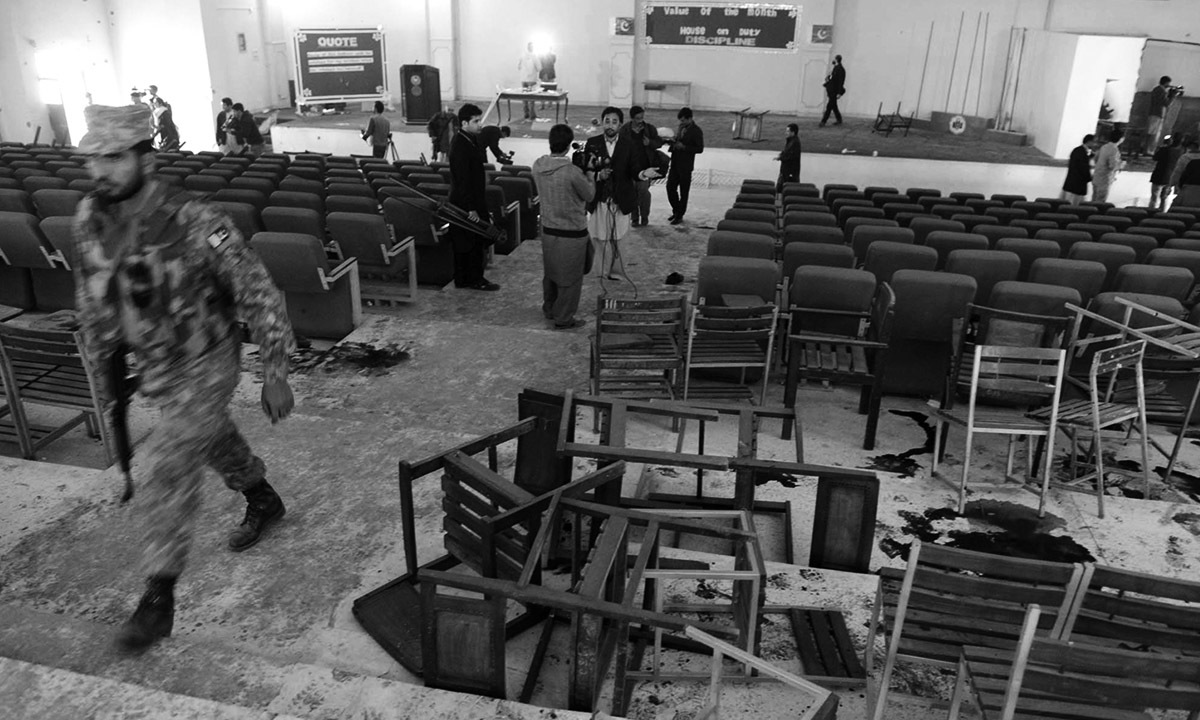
[871,102,914,137]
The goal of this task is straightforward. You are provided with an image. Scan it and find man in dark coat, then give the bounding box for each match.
[583,106,659,278]
[1060,134,1094,205]
[448,103,498,291]
[666,106,704,225]
[626,105,662,226]
[231,103,263,155]
[776,122,802,192]
[820,55,846,126]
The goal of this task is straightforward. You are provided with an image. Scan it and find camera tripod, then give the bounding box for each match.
[386,137,400,163]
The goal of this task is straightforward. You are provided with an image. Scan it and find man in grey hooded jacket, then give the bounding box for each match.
[532,124,596,329]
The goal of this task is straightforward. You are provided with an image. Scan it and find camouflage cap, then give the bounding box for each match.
[78,104,152,155]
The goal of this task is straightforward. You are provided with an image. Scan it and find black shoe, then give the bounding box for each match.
[116,576,175,653]
[818,121,827,127]
[469,280,501,291]
[553,319,586,330]
[669,216,683,225]
[228,481,285,552]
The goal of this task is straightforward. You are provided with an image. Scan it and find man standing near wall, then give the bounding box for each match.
[820,55,846,127]
[776,123,802,192]
[533,124,595,330]
[215,97,233,153]
[449,103,499,291]
[1091,128,1124,203]
[627,106,662,227]
[666,107,704,225]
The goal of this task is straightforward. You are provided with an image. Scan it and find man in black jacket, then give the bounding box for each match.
[231,103,263,155]
[820,55,846,127]
[449,103,499,291]
[215,97,233,152]
[1060,134,1095,205]
[666,107,703,225]
[627,106,662,226]
[583,106,660,277]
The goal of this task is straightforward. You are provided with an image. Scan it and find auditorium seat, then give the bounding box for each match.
[863,242,936,284]
[1027,258,1107,306]
[788,266,876,335]
[1034,211,1076,228]
[1011,200,1052,216]
[695,256,779,307]
[279,176,326,196]
[952,214,1000,233]
[213,188,268,213]
[995,237,1059,281]
[781,243,856,301]
[884,269,975,396]
[1087,214,1134,232]
[382,196,454,287]
[326,182,376,200]
[1126,226,1176,245]
[783,210,836,228]
[22,175,68,193]
[0,211,72,310]
[269,190,324,216]
[838,205,886,225]
[974,224,1028,246]
[1064,222,1111,241]
[707,231,776,260]
[983,207,1028,225]
[782,224,844,246]
[0,189,35,214]
[924,231,989,268]
[880,202,924,220]
[944,249,1020,306]
[31,189,83,218]
[183,174,228,193]
[1112,264,1193,301]
[1139,217,1187,237]
[1058,205,1096,222]
[910,217,965,245]
[1067,241,1136,289]
[262,206,326,241]
[716,219,776,239]
[1034,228,1091,255]
[989,281,1080,318]
[863,186,899,201]
[990,193,1026,207]
[964,198,1003,213]
[851,225,914,261]
[249,231,360,340]
[822,183,858,199]
[325,195,379,216]
[905,187,941,203]
[931,204,967,220]
[870,192,909,209]
[949,192,984,203]
[842,217,898,246]
[917,195,955,211]
[1098,232,1157,263]
[326,211,416,293]
[725,207,776,225]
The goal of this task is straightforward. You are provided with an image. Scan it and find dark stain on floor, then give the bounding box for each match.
[865,410,938,478]
[1174,513,1200,537]
[1157,465,1200,503]
[753,469,802,488]
[880,499,1095,563]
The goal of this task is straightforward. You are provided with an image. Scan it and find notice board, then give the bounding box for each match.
[645,3,799,51]
[294,29,387,104]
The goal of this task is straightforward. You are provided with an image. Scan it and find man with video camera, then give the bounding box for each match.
[533,124,595,329]
[1145,75,1183,155]
[580,107,663,279]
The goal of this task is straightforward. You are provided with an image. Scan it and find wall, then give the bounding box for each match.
[1084,35,1144,124]
[265,0,434,108]
[1010,29,1079,158]
[1138,40,1200,93]
[106,0,214,152]
[0,0,115,144]
[199,0,273,134]
[1047,0,1200,43]
[833,0,1050,122]
[640,0,835,114]
[455,0,616,106]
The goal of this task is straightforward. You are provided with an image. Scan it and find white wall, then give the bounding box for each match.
[200,0,273,123]
[1010,30,1078,159]
[1139,41,1200,93]
[1085,35,1144,124]
[106,0,214,152]
[1048,0,1200,43]
[0,0,116,144]
[640,0,835,114]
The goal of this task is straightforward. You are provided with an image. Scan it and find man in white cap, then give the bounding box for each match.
[71,103,296,652]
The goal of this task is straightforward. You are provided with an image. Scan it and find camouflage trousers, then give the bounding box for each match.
[138,353,266,577]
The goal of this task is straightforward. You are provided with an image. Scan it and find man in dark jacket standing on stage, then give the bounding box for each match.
[449,103,499,291]
[627,106,662,227]
[820,55,846,127]
[666,107,703,225]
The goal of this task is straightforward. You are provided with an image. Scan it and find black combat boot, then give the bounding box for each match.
[115,575,176,652]
[228,480,286,552]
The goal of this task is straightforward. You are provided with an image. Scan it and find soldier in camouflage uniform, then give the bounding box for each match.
[71,104,296,653]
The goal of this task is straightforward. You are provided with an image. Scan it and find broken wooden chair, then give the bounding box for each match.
[871,102,914,137]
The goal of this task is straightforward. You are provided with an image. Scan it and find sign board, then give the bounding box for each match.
[645,3,799,51]
[294,29,386,105]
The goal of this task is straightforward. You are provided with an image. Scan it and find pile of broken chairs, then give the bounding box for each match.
[354,387,884,718]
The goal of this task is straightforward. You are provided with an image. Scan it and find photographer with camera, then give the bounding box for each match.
[479,124,515,165]
[449,103,500,291]
[1145,76,1183,155]
[582,106,662,280]
[533,124,595,329]
[362,101,392,159]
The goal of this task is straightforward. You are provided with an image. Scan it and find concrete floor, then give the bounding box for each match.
[1,166,1197,719]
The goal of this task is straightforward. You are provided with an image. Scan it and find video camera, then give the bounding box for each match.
[1169,85,1186,98]
[571,142,610,173]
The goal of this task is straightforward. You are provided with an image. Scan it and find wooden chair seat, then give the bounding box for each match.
[683,303,777,404]
[592,296,687,402]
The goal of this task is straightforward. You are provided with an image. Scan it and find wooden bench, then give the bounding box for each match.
[644,80,692,109]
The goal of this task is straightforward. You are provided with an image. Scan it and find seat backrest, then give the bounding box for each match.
[325,195,379,215]
[1067,241,1136,288]
[724,207,776,225]
[782,242,856,278]
[690,303,777,344]
[842,217,898,246]
[706,231,775,260]
[0,211,55,268]
[182,174,228,193]
[382,196,442,246]
[1028,258,1107,306]
[851,225,915,260]
[909,217,965,245]
[327,211,393,267]
[990,281,1080,319]
[1066,563,1200,656]
[210,201,263,242]
[924,231,989,268]
[695,256,779,306]
[1113,263,1194,301]
[782,224,844,246]
[31,188,83,218]
[213,188,267,212]
[326,182,375,199]
[790,266,876,336]
[269,190,324,215]
[1098,232,1158,263]
[248,231,331,293]
[716,219,776,238]
[863,241,937,284]
[261,205,325,238]
[889,269,976,342]
[965,604,1200,720]
[884,540,1083,666]
[945,249,1020,305]
[0,188,35,215]
[22,175,68,193]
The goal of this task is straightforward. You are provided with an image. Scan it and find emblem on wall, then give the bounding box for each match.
[811,25,833,44]
[614,17,635,35]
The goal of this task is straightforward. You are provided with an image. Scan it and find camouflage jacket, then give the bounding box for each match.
[71,181,294,398]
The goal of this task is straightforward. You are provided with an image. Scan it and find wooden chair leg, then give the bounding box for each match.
[947,656,970,720]
[862,384,883,451]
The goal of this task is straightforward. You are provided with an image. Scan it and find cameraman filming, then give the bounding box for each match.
[1145,76,1183,155]
[362,101,392,159]
[533,124,595,329]
[582,106,661,280]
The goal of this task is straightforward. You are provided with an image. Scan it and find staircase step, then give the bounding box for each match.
[0,601,606,719]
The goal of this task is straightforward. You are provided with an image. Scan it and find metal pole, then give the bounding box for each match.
[1007,29,1027,132]
[914,21,935,118]
[945,11,965,113]
[961,11,982,115]
[994,27,1015,127]
[975,12,990,118]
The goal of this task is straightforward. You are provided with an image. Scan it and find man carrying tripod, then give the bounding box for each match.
[449,103,500,291]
